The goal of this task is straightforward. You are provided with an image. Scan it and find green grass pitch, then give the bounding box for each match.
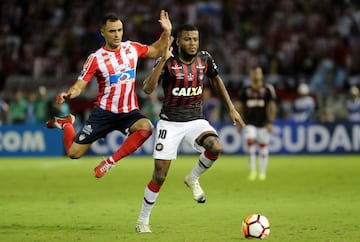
[0,154,359,242]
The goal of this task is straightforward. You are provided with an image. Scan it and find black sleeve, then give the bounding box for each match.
[202,51,219,78]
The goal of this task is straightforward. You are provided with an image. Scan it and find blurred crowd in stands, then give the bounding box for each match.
[1,0,360,125]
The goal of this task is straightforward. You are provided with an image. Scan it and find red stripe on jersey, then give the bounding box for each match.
[106,86,116,110]
[181,63,189,106]
[167,60,180,107]
[101,52,117,111]
[134,87,139,108]
[174,60,182,90]
[188,57,200,106]
[194,57,202,88]
[115,51,123,66]
[102,52,115,74]
[117,83,125,112]
[114,50,126,113]
[195,57,202,88]
[127,82,136,111]
[116,82,135,113]
[163,63,171,107]
[128,56,135,70]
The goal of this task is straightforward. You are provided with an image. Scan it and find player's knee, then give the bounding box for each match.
[247,139,255,146]
[67,147,84,159]
[68,152,81,159]
[135,118,154,133]
[205,137,222,155]
[143,121,154,132]
[210,141,222,155]
[199,133,221,153]
[213,141,222,154]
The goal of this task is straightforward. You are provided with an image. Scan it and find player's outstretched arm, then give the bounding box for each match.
[56,79,88,104]
[143,37,173,94]
[210,75,246,127]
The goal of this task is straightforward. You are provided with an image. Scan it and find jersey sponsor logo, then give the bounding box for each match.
[171,64,182,70]
[114,63,130,73]
[199,73,204,81]
[109,69,135,85]
[79,134,86,141]
[124,46,135,58]
[175,73,185,79]
[82,125,93,135]
[188,73,194,82]
[160,113,169,120]
[246,99,265,108]
[172,86,203,96]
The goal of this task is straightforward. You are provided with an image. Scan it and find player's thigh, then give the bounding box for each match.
[68,142,92,159]
[257,127,270,144]
[183,119,217,152]
[198,131,222,153]
[130,117,154,133]
[244,125,257,140]
[153,120,185,160]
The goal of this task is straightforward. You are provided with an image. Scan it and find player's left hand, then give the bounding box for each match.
[230,109,246,127]
[266,123,273,132]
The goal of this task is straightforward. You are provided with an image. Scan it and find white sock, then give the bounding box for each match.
[191,152,216,179]
[259,145,269,175]
[137,184,160,224]
[248,144,257,172]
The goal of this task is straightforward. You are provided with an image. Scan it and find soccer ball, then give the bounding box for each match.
[242,214,270,239]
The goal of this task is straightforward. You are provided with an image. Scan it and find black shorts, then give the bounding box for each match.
[74,106,147,144]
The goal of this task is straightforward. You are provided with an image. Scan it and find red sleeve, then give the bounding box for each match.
[130,41,149,58]
[78,54,98,82]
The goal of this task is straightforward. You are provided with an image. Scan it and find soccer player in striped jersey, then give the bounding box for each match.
[237,66,277,181]
[46,10,172,178]
[135,24,246,233]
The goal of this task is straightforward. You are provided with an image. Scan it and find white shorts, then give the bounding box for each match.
[153,119,217,160]
[243,125,270,144]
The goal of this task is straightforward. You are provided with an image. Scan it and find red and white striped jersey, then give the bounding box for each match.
[78,41,149,113]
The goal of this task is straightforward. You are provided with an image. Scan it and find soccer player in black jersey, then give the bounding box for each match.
[237,66,277,181]
[135,24,246,233]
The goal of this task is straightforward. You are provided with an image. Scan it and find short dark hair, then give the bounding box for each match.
[101,13,121,27]
[176,24,198,38]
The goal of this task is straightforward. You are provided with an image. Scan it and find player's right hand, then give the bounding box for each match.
[56,93,70,104]
[159,10,172,34]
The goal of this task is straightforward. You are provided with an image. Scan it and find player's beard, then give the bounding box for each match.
[179,47,197,62]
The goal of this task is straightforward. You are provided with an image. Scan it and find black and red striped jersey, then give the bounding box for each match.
[239,84,276,127]
[157,51,219,122]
